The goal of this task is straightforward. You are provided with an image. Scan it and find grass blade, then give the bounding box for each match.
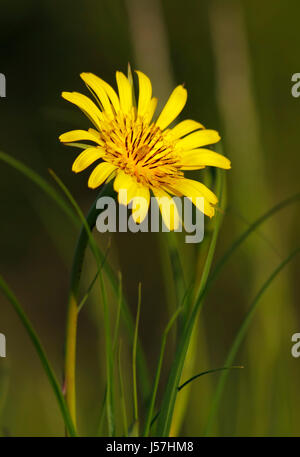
[0,150,78,225]
[97,271,123,436]
[155,169,225,436]
[178,366,243,391]
[113,272,123,354]
[50,169,151,400]
[118,341,128,437]
[0,151,151,398]
[132,283,142,434]
[183,192,300,365]
[100,268,115,436]
[77,240,111,313]
[209,192,300,287]
[0,275,77,437]
[166,232,186,309]
[49,170,116,436]
[205,247,300,434]
[143,306,183,437]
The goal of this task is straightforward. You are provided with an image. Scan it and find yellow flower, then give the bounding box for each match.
[59,70,231,230]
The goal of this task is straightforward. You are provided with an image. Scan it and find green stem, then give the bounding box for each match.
[155,189,299,436]
[155,170,225,436]
[64,294,78,428]
[143,306,183,437]
[64,185,109,431]
[166,232,186,308]
[132,283,142,433]
[118,341,128,436]
[100,270,115,436]
[0,152,151,401]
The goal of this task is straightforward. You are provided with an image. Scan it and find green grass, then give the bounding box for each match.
[1,150,299,436]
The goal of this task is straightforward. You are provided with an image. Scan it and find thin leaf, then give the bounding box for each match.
[0,150,78,225]
[65,142,92,150]
[97,271,123,437]
[209,192,300,288]
[100,267,115,436]
[113,271,123,354]
[0,275,77,437]
[155,169,225,436]
[143,305,183,437]
[48,169,101,267]
[50,169,151,399]
[0,151,151,398]
[118,341,128,437]
[49,170,116,436]
[166,231,186,309]
[178,366,243,391]
[150,205,298,431]
[132,283,142,433]
[205,247,300,434]
[77,240,111,313]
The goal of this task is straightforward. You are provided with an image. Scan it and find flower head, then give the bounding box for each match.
[59,70,231,229]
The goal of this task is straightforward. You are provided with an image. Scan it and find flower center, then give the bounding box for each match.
[98,113,183,188]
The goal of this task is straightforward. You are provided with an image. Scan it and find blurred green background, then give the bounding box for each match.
[0,0,299,436]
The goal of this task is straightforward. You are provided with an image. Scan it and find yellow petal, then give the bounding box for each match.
[179,149,231,170]
[131,186,150,224]
[88,162,117,189]
[136,70,152,117]
[116,71,132,113]
[62,91,103,128]
[59,129,103,146]
[114,171,139,206]
[153,188,180,231]
[175,178,218,204]
[82,73,120,112]
[80,73,114,118]
[168,119,204,140]
[156,85,187,130]
[144,97,158,124]
[72,147,105,173]
[115,172,150,223]
[104,169,118,185]
[176,129,220,151]
[114,171,135,195]
[168,178,217,218]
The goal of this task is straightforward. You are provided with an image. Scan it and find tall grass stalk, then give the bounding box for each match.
[132,283,142,434]
[155,169,225,436]
[49,171,110,431]
[143,306,183,437]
